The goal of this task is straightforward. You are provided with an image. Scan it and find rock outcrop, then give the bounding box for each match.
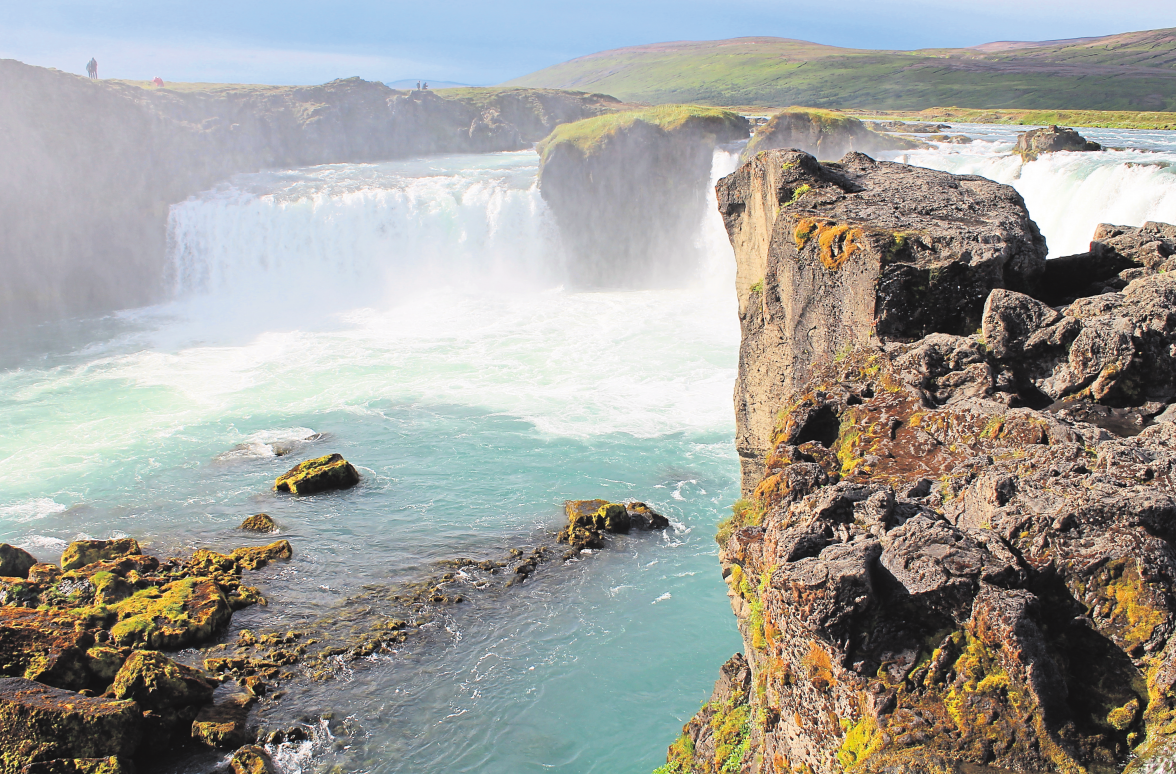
[1014,125,1101,161]
[742,110,920,162]
[0,678,140,774]
[538,105,749,287]
[239,514,278,533]
[717,148,1046,491]
[662,140,1176,773]
[0,546,36,580]
[0,59,622,329]
[557,499,670,550]
[273,453,360,495]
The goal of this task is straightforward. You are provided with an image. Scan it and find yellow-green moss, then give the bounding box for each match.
[837,715,884,769]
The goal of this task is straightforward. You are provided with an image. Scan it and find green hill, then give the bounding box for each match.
[503,28,1176,111]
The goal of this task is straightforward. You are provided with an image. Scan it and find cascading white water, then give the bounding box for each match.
[890,125,1176,256]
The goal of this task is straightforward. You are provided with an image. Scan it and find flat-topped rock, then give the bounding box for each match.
[0,678,140,774]
[717,148,1046,489]
[556,499,669,550]
[1014,124,1101,161]
[60,540,141,573]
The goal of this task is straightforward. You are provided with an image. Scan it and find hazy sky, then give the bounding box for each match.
[3,0,1174,86]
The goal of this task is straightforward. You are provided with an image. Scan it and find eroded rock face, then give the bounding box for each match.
[669,148,1176,773]
[1014,125,1101,161]
[0,678,140,774]
[717,149,1046,491]
[0,546,36,580]
[742,110,920,162]
[19,758,134,774]
[60,540,142,573]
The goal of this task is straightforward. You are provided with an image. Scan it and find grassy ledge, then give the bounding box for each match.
[535,104,746,161]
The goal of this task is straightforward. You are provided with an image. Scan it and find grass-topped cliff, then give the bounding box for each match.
[536,104,747,162]
[504,28,1176,112]
[851,107,1176,130]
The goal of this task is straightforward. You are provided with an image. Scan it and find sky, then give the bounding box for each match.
[2,0,1174,86]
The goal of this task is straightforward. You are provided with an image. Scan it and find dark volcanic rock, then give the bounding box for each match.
[717,148,1047,490]
[538,107,749,288]
[0,678,140,774]
[107,650,215,711]
[230,745,276,774]
[0,545,36,579]
[20,758,134,774]
[1014,124,1101,161]
[665,149,1176,774]
[191,693,256,749]
[743,109,920,162]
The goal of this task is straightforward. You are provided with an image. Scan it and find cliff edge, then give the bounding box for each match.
[659,150,1176,774]
[538,105,749,287]
[0,60,619,329]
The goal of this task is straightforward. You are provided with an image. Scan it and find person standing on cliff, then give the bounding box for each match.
[86,58,97,79]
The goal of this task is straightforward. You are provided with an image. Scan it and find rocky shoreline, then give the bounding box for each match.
[0,446,671,773]
[657,142,1176,773]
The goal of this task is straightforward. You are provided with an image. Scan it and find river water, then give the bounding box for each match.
[1,125,1175,774]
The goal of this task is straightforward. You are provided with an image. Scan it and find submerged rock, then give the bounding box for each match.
[238,514,278,533]
[60,540,141,573]
[273,453,360,495]
[1014,124,1101,161]
[0,545,36,580]
[743,109,920,162]
[0,678,140,773]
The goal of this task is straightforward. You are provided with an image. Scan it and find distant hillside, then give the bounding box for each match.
[503,28,1176,111]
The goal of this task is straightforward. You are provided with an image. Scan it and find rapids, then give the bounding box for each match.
[1,125,1175,773]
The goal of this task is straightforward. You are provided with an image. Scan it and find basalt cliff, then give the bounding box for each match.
[0,60,620,329]
[537,105,749,287]
[659,148,1176,774]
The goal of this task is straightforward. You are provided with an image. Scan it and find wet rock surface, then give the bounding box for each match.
[717,148,1046,492]
[557,499,670,551]
[668,141,1176,774]
[238,514,278,534]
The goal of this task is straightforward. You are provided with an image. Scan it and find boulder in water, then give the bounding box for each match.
[238,514,278,533]
[1014,124,1100,161]
[230,745,276,774]
[0,677,141,770]
[230,541,292,571]
[0,545,36,579]
[60,540,141,573]
[273,454,360,495]
[557,499,669,549]
[109,578,231,649]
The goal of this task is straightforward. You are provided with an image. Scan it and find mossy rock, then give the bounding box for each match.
[191,693,255,749]
[239,514,278,533]
[230,745,276,774]
[109,578,231,650]
[19,757,134,774]
[60,540,141,573]
[108,650,216,711]
[0,608,96,691]
[231,540,292,571]
[0,678,141,774]
[273,454,360,496]
[83,648,127,687]
[0,544,37,579]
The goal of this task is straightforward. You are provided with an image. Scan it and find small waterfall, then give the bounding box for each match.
[896,139,1176,256]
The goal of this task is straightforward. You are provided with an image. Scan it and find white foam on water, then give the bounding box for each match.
[0,498,68,523]
[893,128,1176,256]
